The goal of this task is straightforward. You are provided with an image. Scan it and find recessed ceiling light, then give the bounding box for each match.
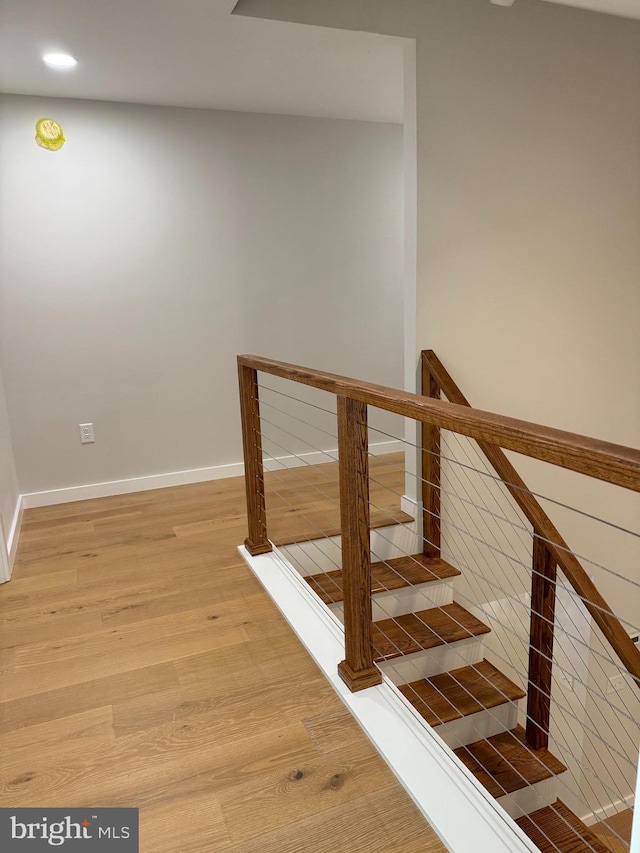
[43,52,78,69]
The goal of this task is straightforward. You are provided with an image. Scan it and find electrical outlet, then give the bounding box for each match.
[607,673,626,695]
[79,423,95,444]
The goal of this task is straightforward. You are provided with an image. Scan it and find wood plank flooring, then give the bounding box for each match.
[0,461,446,853]
[264,452,413,545]
[592,810,632,853]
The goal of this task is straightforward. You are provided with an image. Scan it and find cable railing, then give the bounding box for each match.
[237,352,640,853]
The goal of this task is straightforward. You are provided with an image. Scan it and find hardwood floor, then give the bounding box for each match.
[592,810,632,853]
[0,460,446,853]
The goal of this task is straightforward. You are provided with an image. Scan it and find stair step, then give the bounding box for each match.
[272,510,414,547]
[398,658,525,727]
[453,725,566,798]
[372,602,491,662]
[305,555,460,605]
[516,800,613,853]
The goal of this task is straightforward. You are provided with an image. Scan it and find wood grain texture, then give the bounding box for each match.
[0,475,446,853]
[238,361,272,556]
[422,349,640,690]
[421,357,441,557]
[516,800,614,853]
[262,452,413,547]
[238,354,640,492]
[4,384,628,853]
[398,659,525,727]
[526,537,557,750]
[336,396,381,692]
[453,725,566,797]
[371,603,490,662]
[305,555,460,605]
[591,809,631,853]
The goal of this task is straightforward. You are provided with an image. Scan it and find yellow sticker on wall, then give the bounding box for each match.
[35,118,65,151]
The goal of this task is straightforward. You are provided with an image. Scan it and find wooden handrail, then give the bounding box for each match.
[421,350,640,689]
[238,354,640,493]
[238,352,640,688]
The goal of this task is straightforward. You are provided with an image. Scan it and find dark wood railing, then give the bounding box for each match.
[421,350,640,747]
[238,353,640,713]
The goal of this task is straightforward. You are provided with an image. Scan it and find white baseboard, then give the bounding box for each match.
[20,440,405,509]
[7,495,23,570]
[581,793,635,826]
[0,495,23,582]
[21,461,246,509]
[401,493,421,517]
[238,543,539,853]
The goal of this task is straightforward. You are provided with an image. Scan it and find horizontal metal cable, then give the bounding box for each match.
[259,397,338,442]
[368,456,639,601]
[365,422,640,540]
[246,422,640,836]
[260,384,336,417]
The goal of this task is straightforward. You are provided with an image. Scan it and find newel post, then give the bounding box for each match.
[336,396,382,692]
[526,535,557,750]
[421,354,441,558]
[238,362,272,557]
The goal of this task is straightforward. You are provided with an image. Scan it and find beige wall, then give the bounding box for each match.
[234,0,640,601]
[234,0,640,820]
[0,95,404,494]
[236,0,640,440]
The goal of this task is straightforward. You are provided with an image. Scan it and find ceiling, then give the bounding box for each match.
[0,0,406,123]
[0,0,637,124]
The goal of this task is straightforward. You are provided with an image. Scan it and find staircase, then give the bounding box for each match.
[238,351,639,853]
[304,552,613,853]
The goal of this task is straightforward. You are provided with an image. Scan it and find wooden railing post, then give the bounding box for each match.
[238,362,272,557]
[421,354,441,558]
[526,535,557,750]
[336,396,382,692]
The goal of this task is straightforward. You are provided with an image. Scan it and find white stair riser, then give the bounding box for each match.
[330,579,455,621]
[379,636,486,685]
[434,702,519,750]
[497,775,561,820]
[278,522,420,577]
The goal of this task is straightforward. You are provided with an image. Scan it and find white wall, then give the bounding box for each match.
[0,360,19,573]
[0,95,404,494]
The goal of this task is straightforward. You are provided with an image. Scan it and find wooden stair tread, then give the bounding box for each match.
[371,602,490,662]
[272,510,414,547]
[453,725,567,798]
[305,555,460,605]
[516,800,613,853]
[398,658,526,727]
